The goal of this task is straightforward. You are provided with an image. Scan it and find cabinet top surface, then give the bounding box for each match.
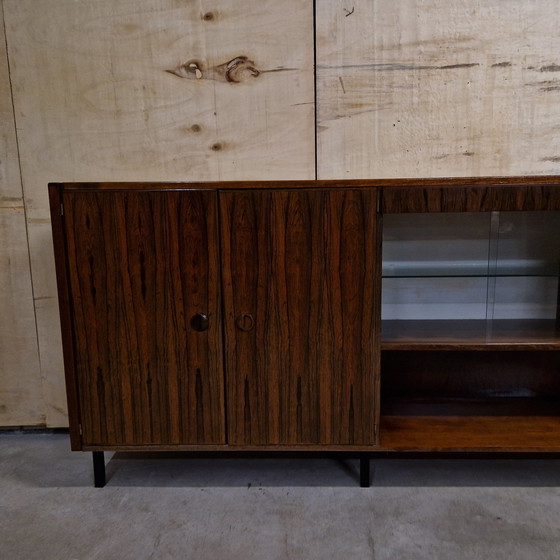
[49,176,560,192]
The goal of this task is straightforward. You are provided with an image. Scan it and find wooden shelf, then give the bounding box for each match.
[382,397,560,417]
[379,415,560,451]
[382,319,560,351]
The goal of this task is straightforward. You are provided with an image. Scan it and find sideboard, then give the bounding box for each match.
[49,177,560,487]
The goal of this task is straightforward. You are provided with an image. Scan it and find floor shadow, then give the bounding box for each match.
[100,453,560,489]
[3,434,560,489]
[104,453,362,488]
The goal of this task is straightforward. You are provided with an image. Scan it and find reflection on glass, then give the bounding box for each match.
[382,211,560,322]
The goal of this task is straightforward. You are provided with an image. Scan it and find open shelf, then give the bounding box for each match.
[382,396,560,417]
[380,348,560,450]
[382,319,560,350]
[380,207,560,451]
[379,415,560,451]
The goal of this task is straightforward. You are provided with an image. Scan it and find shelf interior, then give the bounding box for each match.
[382,396,560,417]
[382,319,560,350]
[379,210,560,450]
[379,349,560,450]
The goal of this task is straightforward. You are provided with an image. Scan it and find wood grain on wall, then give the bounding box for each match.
[2,0,560,426]
[0,1,44,426]
[2,0,314,426]
[0,209,44,425]
[0,0,20,201]
[316,0,560,179]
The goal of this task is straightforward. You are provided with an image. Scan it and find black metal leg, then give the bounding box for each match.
[92,451,106,488]
[360,454,370,488]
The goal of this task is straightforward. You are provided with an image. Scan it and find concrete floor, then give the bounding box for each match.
[1,433,560,559]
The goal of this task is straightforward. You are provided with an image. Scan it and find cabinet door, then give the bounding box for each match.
[63,190,224,446]
[221,189,380,445]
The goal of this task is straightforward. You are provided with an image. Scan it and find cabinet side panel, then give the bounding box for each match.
[49,185,81,448]
[63,190,225,446]
[221,189,379,446]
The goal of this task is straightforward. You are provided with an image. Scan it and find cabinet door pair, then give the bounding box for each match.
[63,189,379,447]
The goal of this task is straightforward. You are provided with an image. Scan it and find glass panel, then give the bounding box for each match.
[383,212,560,278]
[382,211,560,324]
[493,212,560,277]
[383,213,491,278]
[382,277,488,320]
[490,277,558,320]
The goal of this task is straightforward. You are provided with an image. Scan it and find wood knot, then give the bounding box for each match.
[167,59,204,80]
[190,124,201,133]
[167,55,260,83]
[202,12,215,21]
[211,142,223,151]
[222,56,260,83]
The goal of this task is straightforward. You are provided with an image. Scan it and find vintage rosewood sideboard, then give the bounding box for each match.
[49,177,560,487]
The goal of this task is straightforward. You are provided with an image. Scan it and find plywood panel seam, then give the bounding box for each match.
[2,0,46,422]
[313,0,318,181]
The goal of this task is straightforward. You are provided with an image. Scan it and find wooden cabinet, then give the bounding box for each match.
[49,177,560,486]
[58,189,225,446]
[50,183,380,454]
[220,189,379,446]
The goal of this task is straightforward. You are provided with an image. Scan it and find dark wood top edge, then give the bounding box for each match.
[82,444,379,451]
[381,343,560,351]
[82,442,560,452]
[49,176,560,191]
[377,445,560,452]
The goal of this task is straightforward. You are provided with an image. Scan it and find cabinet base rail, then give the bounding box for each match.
[90,451,372,489]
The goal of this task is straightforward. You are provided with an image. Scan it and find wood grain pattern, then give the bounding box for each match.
[220,189,380,445]
[382,185,560,213]
[49,185,81,446]
[4,0,314,208]
[0,207,44,425]
[380,349,560,450]
[316,0,560,179]
[0,3,45,426]
[80,443,379,452]
[383,397,560,418]
[63,190,225,445]
[381,351,560,401]
[0,1,21,203]
[3,0,313,428]
[380,416,560,451]
[51,180,560,454]
[27,220,72,427]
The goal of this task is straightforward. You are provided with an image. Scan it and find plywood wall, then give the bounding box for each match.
[0,2,44,425]
[1,0,314,427]
[316,0,560,178]
[1,0,559,426]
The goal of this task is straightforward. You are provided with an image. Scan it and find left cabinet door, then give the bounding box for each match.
[62,190,225,446]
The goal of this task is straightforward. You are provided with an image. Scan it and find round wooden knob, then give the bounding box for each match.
[191,313,209,332]
[235,314,254,332]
